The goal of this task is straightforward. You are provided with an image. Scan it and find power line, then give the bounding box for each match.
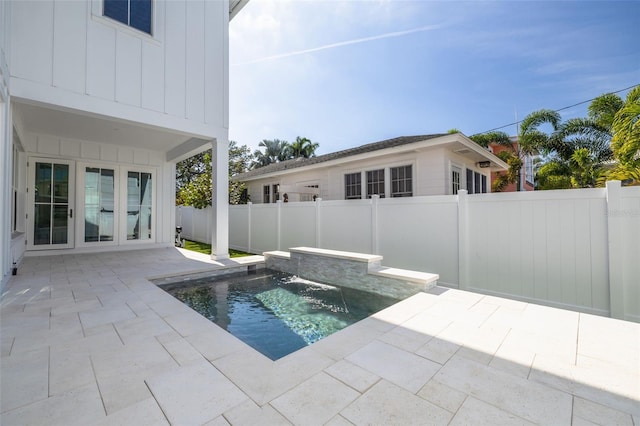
[471,83,639,137]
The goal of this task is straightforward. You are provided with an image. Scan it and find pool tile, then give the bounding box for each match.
[346,340,441,393]
[341,380,452,425]
[324,359,380,393]
[449,397,535,426]
[271,372,359,426]
[145,362,249,425]
[222,399,291,425]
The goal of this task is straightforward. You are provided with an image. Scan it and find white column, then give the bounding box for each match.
[211,139,229,260]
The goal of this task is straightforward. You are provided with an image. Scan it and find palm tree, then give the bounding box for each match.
[289,136,319,159]
[251,139,291,169]
[605,86,640,185]
[471,109,561,191]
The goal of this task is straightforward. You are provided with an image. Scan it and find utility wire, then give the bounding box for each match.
[471,83,639,137]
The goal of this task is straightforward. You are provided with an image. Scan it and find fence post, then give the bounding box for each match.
[458,190,469,290]
[606,180,624,319]
[315,198,322,248]
[371,195,379,254]
[247,202,252,254]
[276,200,282,251]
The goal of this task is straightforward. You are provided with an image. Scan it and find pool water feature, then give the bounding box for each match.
[158,269,401,360]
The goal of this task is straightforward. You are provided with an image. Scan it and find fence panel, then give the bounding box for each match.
[620,187,640,322]
[376,196,459,286]
[281,202,317,249]
[250,204,279,253]
[229,205,249,252]
[466,189,609,316]
[319,200,373,254]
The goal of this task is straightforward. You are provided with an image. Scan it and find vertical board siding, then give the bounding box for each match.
[115,32,142,106]
[141,42,164,111]
[164,0,186,117]
[185,0,205,122]
[53,0,87,94]
[204,0,224,126]
[86,21,116,99]
[10,1,54,84]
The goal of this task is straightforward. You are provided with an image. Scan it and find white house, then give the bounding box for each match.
[0,0,247,290]
[233,133,509,203]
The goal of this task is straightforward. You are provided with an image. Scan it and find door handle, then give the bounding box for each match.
[69,209,73,219]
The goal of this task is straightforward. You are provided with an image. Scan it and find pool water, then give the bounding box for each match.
[158,269,401,360]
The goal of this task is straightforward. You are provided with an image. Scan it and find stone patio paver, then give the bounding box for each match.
[0,248,638,425]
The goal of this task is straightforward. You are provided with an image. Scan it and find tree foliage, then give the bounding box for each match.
[176,141,253,208]
[606,86,640,185]
[251,136,319,169]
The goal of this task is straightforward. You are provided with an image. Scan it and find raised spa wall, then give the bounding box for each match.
[263,247,439,299]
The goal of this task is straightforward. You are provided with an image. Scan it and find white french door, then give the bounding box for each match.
[28,158,75,250]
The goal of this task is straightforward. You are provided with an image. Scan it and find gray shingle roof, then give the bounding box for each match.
[233,134,446,181]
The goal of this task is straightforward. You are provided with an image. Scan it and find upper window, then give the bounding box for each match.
[367,169,385,198]
[391,165,412,197]
[104,0,152,34]
[345,172,362,200]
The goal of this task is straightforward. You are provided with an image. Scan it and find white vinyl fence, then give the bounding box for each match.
[177,181,640,322]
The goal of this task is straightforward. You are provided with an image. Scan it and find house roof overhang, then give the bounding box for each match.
[230,0,250,20]
[232,133,509,182]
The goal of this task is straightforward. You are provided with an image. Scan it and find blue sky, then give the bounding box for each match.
[229,1,639,155]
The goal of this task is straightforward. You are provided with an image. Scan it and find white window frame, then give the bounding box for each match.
[390,164,413,198]
[344,172,362,200]
[451,164,462,195]
[366,168,385,198]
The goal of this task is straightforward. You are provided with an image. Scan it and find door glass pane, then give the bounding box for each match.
[85,206,99,242]
[140,173,152,205]
[35,163,52,203]
[34,204,51,245]
[53,205,68,244]
[140,206,152,240]
[101,169,115,241]
[54,164,69,203]
[85,167,115,243]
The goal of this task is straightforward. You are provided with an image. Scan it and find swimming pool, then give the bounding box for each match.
[158,269,401,360]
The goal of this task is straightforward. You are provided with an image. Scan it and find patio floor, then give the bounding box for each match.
[1,248,638,425]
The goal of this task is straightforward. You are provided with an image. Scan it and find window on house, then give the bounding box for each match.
[466,169,488,194]
[391,165,412,197]
[263,185,270,203]
[452,167,461,195]
[272,184,279,203]
[344,172,362,200]
[127,171,152,240]
[104,0,152,34]
[524,154,534,185]
[85,167,115,242]
[366,169,385,198]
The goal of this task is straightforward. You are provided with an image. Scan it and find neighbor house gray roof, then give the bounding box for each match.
[233,134,446,181]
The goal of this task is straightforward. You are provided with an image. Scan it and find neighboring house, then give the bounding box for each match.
[0,0,247,289]
[488,137,536,192]
[233,133,509,203]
